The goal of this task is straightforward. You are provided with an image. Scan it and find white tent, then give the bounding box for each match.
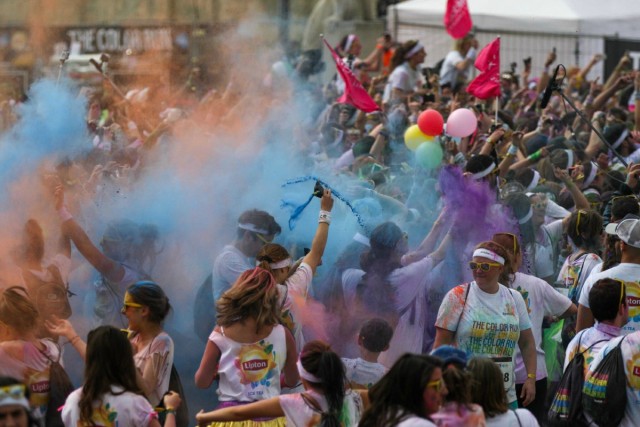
[387,0,640,79]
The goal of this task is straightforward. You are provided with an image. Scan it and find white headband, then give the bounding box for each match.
[238,222,269,235]
[471,162,496,180]
[564,150,574,169]
[582,162,598,189]
[0,385,30,411]
[344,34,357,53]
[269,258,291,269]
[526,170,541,191]
[583,187,600,197]
[472,248,505,265]
[297,359,322,383]
[612,128,629,150]
[353,232,371,247]
[518,207,533,224]
[405,42,424,59]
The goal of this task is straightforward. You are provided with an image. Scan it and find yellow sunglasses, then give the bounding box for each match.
[469,261,502,271]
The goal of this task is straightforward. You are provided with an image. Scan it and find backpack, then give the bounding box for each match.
[354,271,398,327]
[158,364,189,427]
[39,343,75,427]
[22,265,72,320]
[193,274,216,343]
[548,333,607,427]
[582,336,628,427]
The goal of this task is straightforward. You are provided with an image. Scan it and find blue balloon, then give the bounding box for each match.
[415,141,443,170]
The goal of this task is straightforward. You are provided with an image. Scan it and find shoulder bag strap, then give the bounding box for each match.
[454,283,471,333]
[512,409,522,427]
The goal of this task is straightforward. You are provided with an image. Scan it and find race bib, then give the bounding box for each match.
[492,356,514,391]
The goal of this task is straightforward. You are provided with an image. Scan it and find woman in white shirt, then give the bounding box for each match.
[383,40,426,104]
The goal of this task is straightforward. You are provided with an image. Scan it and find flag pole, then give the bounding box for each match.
[495,36,501,125]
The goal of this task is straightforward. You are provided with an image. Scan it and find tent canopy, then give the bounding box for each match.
[392,0,640,39]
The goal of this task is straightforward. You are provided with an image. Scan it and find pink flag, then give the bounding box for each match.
[322,38,380,113]
[466,37,501,100]
[444,0,473,39]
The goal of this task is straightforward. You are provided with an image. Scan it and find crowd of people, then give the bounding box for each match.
[0,17,640,427]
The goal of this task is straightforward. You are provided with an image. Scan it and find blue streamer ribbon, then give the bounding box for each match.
[281,175,370,233]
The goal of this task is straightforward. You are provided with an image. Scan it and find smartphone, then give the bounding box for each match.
[552,47,556,54]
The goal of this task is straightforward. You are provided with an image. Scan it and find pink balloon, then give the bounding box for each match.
[446,108,478,138]
[417,109,444,136]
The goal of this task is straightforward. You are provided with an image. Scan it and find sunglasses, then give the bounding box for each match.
[613,279,627,307]
[426,378,444,392]
[254,232,273,245]
[469,261,502,271]
[121,301,143,313]
[0,384,26,400]
[494,232,518,255]
[575,210,587,235]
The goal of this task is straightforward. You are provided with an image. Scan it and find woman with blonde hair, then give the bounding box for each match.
[0,287,60,420]
[256,189,333,352]
[195,267,298,426]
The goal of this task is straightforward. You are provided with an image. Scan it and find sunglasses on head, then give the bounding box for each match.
[0,384,26,400]
[469,261,502,271]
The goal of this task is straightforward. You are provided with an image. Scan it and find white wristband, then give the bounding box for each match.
[508,144,518,155]
[319,210,331,225]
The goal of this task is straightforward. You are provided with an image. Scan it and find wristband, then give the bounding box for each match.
[165,408,176,415]
[69,335,80,345]
[58,206,73,222]
[319,210,331,225]
[507,144,518,156]
[527,373,536,379]
[528,150,542,162]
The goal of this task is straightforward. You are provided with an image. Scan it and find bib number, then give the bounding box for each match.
[492,357,514,391]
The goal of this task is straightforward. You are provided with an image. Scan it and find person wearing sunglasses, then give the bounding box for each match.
[491,232,575,425]
[0,377,40,427]
[468,357,539,427]
[435,241,537,410]
[359,354,446,427]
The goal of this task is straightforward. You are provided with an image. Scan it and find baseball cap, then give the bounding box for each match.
[430,345,468,368]
[605,214,640,248]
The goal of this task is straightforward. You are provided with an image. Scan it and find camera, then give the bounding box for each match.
[313,181,324,198]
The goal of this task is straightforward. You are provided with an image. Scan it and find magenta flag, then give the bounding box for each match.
[323,38,380,113]
[444,0,473,39]
[466,37,501,99]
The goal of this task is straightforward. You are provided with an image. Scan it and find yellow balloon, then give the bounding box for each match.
[404,125,432,151]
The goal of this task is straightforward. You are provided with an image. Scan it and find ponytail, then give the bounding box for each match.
[300,340,347,427]
[389,40,418,73]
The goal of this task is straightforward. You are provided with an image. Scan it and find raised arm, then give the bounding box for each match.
[301,189,334,274]
[54,185,125,283]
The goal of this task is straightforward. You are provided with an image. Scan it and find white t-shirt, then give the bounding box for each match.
[527,219,563,281]
[383,63,422,103]
[511,272,572,383]
[439,50,465,87]
[62,387,156,427]
[577,263,640,334]
[279,389,363,427]
[131,331,174,406]
[585,332,640,427]
[341,357,387,388]
[212,244,253,302]
[209,324,287,402]
[396,414,437,426]
[279,262,313,353]
[563,322,620,373]
[486,409,539,427]
[436,282,532,403]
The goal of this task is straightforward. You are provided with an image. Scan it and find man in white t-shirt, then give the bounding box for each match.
[439,34,478,92]
[212,209,282,302]
[577,215,640,334]
[342,318,393,388]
